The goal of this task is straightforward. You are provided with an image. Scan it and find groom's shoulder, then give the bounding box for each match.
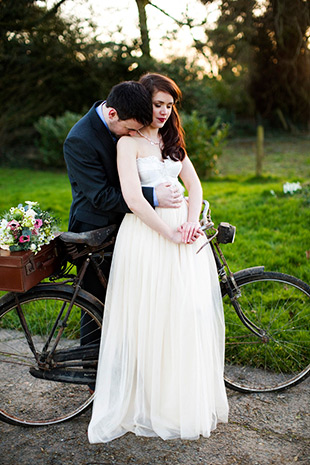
[66,101,105,139]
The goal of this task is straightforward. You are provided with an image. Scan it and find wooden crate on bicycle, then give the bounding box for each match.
[0,238,61,292]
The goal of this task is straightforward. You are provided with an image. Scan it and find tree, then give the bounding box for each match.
[250,0,310,129]
[198,0,310,129]
[0,0,229,162]
[0,0,104,149]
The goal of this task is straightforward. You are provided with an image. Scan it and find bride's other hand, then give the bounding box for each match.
[156,183,183,208]
[170,230,182,244]
[178,222,204,244]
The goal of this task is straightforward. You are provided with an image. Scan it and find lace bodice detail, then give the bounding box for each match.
[136,156,185,194]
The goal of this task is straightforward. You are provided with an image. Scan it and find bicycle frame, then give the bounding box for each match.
[34,202,269,366]
[199,201,269,340]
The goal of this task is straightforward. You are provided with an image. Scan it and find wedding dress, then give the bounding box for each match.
[88,156,229,443]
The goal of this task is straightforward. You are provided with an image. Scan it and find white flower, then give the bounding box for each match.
[25,208,36,218]
[283,182,302,195]
[25,201,38,207]
[0,219,8,232]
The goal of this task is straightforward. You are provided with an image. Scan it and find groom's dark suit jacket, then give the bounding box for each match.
[63,101,155,308]
[64,101,154,233]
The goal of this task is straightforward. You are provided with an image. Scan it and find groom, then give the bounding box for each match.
[64,80,182,343]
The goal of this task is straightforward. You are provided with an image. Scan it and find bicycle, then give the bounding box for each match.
[0,201,309,426]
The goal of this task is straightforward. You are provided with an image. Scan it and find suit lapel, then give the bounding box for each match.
[88,102,116,154]
[88,101,120,185]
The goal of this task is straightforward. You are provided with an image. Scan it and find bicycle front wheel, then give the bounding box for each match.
[0,285,103,426]
[222,271,310,393]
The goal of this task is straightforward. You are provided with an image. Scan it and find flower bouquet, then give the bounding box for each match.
[0,201,60,254]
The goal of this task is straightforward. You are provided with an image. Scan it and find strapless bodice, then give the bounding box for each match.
[136,156,185,194]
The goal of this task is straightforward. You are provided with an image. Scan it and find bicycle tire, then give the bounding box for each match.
[222,270,310,393]
[0,285,103,426]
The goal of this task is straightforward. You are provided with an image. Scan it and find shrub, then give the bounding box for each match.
[35,112,81,168]
[182,111,229,178]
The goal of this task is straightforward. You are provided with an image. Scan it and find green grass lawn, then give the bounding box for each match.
[0,136,309,285]
[0,135,309,372]
[218,134,310,179]
[204,178,310,283]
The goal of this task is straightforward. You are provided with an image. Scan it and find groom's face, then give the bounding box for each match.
[107,108,143,137]
[111,118,143,137]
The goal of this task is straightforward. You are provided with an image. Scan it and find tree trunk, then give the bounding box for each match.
[135,0,151,57]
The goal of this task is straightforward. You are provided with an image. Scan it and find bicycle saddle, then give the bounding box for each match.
[59,225,117,247]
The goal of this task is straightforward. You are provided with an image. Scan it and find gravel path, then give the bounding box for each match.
[0,377,309,465]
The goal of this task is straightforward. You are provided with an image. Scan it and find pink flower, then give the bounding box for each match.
[7,220,20,230]
[19,235,30,243]
[34,219,43,229]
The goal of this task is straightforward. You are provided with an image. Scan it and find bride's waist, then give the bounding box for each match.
[155,199,188,225]
[123,200,188,229]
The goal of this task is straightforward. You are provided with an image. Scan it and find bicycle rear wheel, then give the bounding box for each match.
[0,285,103,426]
[222,271,310,393]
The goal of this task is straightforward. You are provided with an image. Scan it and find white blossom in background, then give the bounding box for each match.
[283,182,302,195]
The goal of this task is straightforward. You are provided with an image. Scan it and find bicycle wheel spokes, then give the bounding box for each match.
[0,290,102,425]
[223,272,310,392]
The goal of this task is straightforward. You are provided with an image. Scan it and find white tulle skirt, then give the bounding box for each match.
[88,200,229,443]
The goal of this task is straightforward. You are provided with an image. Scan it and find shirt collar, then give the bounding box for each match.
[96,101,117,143]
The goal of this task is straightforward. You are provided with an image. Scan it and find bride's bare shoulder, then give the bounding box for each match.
[117,135,141,150]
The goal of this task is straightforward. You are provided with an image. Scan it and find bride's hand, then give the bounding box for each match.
[178,222,204,244]
[170,230,182,244]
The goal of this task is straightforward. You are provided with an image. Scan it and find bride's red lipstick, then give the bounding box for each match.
[158,118,166,123]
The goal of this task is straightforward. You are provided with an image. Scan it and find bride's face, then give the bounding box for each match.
[151,91,174,129]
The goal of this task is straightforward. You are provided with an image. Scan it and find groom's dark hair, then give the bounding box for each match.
[106,81,153,127]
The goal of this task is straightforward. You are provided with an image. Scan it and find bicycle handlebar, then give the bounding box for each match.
[200,200,215,231]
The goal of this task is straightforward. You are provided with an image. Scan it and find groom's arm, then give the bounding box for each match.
[64,136,133,214]
[64,136,182,213]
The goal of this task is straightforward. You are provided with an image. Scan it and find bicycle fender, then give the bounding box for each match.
[233,266,265,281]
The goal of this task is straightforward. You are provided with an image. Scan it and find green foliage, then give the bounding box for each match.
[182,111,229,178]
[34,111,81,168]
[1,0,309,167]
[0,0,105,151]
[198,0,310,129]
[249,0,310,129]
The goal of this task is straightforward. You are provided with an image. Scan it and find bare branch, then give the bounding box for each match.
[31,0,69,27]
[147,1,207,28]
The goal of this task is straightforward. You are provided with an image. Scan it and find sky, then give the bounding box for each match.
[55,0,220,61]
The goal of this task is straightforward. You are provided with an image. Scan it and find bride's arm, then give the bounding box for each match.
[179,156,204,243]
[117,137,181,243]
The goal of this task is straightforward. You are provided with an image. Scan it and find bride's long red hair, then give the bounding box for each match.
[139,73,186,161]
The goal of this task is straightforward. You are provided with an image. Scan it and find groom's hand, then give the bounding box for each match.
[155,183,183,208]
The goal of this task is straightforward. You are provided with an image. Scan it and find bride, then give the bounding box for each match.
[88,73,229,443]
